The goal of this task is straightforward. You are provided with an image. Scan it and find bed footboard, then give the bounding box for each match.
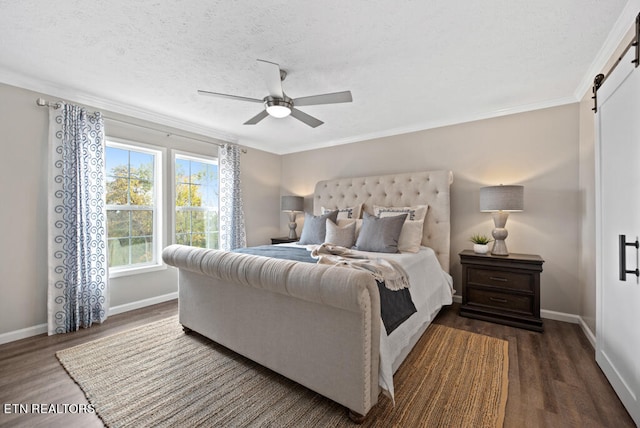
[162,244,381,418]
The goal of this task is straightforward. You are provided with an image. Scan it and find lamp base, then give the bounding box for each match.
[491,211,510,256]
[287,212,298,240]
[491,238,509,256]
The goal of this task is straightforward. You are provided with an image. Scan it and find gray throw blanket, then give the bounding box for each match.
[310,244,410,291]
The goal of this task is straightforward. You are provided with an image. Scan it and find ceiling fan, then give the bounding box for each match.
[198,59,352,128]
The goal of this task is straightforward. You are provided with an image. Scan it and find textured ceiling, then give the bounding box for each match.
[0,0,631,154]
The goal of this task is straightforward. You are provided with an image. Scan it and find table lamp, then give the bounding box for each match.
[479,185,524,256]
[281,195,304,239]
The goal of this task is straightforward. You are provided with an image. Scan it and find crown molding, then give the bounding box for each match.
[0,67,238,144]
[273,95,577,155]
[0,65,579,156]
[574,0,640,100]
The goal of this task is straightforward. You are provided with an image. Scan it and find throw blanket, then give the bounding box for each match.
[310,244,410,291]
[232,244,318,263]
[233,245,416,334]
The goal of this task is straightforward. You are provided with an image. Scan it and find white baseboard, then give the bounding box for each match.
[540,308,580,324]
[108,292,178,316]
[0,323,48,345]
[537,310,596,348]
[452,295,596,348]
[0,292,178,345]
[577,317,597,349]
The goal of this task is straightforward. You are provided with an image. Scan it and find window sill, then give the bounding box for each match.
[109,263,167,279]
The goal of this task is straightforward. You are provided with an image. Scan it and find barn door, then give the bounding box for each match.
[595,45,640,425]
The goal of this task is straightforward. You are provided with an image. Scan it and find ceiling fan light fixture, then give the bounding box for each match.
[266,105,291,118]
[264,96,293,118]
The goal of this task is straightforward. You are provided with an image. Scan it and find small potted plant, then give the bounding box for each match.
[470,233,493,254]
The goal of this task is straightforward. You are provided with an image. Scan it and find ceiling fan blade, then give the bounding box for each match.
[243,109,270,125]
[256,59,284,98]
[290,108,324,128]
[293,91,353,107]
[197,90,263,103]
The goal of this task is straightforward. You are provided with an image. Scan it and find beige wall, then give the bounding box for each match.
[281,104,581,315]
[0,84,49,335]
[0,83,281,336]
[3,21,634,336]
[578,91,597,333]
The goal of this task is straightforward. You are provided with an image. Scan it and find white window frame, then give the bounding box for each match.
[106,138,165,278]
[171,150,219,249]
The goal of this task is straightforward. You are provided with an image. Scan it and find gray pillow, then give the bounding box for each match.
[297,210,339,245]
[352,212,407,253]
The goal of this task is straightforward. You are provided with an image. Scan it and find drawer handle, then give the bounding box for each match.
[489,297,508,303]
[489,276,508,282]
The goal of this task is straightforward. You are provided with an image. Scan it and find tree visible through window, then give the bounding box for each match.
[175,155,219,249]
[106,143,160,269]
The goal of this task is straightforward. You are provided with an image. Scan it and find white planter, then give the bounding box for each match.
[473,244,489,254]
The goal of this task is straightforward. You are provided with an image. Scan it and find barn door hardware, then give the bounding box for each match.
[592,74,605,112]
[619,234,639,281]
[634,12,640,67]
[593,12,640,113]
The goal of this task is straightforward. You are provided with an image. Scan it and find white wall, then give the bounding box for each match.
[0,83,281,337]
[281,104,581,315]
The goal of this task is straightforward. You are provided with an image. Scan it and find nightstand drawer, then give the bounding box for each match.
[271,237,298,244]
[459,250,544,331]
[467,288,534,315]
[467,268,533,292]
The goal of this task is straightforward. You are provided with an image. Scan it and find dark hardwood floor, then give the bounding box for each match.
[432,305,634,428]
[0,301,633,427]
[0,301,177,428]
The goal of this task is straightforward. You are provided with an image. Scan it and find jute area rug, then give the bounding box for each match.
[57,316,508,427]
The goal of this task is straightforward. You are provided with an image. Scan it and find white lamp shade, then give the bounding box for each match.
[281,195,304,212]
[479,185,524,212]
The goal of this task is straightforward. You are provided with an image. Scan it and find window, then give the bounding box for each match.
[174,153,219,249]
[105,140,163,273]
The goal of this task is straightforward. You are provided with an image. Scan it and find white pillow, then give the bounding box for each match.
[397,220,425,253]
[325,219,356,248]
[321,204,362,220]
[373,205,428,253]
[337,219,363,240]
[373,204,428,221]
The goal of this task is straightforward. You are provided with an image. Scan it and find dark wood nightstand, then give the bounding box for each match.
[270,237,299,244]
[459,250,544,332]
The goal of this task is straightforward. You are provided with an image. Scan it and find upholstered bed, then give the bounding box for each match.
[162,170,454,421]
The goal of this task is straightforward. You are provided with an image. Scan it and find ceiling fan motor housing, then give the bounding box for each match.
[264,95,293,118]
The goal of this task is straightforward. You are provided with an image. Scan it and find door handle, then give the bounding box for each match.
[618,234,639,281]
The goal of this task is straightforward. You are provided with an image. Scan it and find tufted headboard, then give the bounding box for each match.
[313,170,453,273]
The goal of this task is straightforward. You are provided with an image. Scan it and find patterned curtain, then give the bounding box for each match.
[218,143,246,250]
[47,102,108,335]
